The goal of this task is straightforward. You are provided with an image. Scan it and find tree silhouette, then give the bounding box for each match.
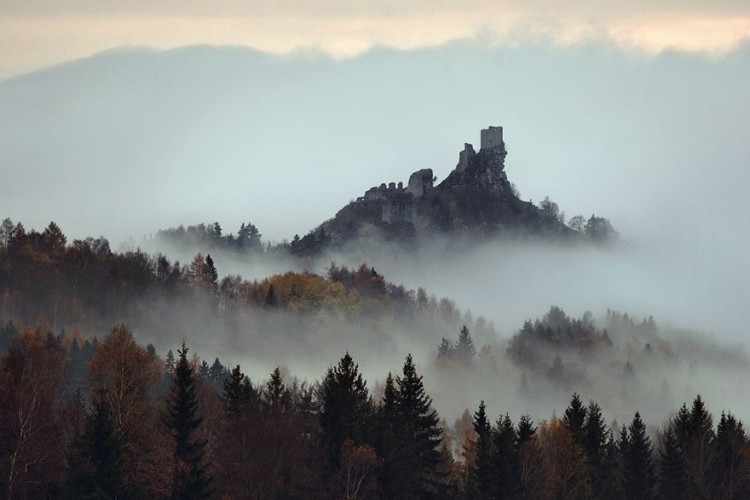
[563,392,587,444]
[395,353,443,496]
[492,413,519,498]
[454,325,476,365]
[42,221,67,254]
[262,366,290,413]
[623,412,655,500]
[69,390,127,498]
[470,400,493,498]
[221,365,255,418]
[583,401,610,497]
[320,353,371,468]
[711,411,747,498]
[165,342,212,499]
[437,337,453,361]
[658,427,689,499]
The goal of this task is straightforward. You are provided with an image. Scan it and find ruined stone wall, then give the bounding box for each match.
[407,169,434,197]
[359,124,509,224]
[457,144,477,172]
[360,181,417,223]
[382,193,416,224]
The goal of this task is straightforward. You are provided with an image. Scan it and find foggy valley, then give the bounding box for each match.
[1,15,750,498]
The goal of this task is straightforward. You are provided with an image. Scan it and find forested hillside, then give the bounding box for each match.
[0,219,494,353]
[2,217,750,498]
[1,321,748,498]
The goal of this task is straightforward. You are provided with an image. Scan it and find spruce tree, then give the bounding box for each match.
[455,325,476,365]
[601,430,626,500]
[199,360,210,379]
[583,401,610,497]
[376,373,406,498]
[208,358,225,388]
[711,412,747,498]
[515,414,538,500]
[612,423,630,497]
[263,367,288,412]
[437,338,453,361]
[688,395,714,497]
[471,401,493,498]
[67,390,127,498]
[669,397,716,498]
[673,403,691,445]
[86,391,126,497]
[42,220,67,253]
[165,342,212,499]
[165,349,175,375]
[492,413,519,499]
[617,423,630,457]
[548,353,565,381]
[623,412,655,500]
[319,352,371,467]
[221,365,255,417]
[396,353,443,496]
[517,414,536,449]
[658,427,689,499]
[564,392,587,444]
[583,401,607,461]
[382,372,398,418]
[204,254,218,290]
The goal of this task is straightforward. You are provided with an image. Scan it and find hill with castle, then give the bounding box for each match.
[290,126,614,255]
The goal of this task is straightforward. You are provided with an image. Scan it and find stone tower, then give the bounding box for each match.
[480,126,504,151]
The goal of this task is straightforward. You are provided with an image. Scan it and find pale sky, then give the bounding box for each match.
[2,0,750,79]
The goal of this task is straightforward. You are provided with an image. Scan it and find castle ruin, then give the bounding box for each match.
[458,126,506,171]
[361,174,429,223]
[357,126,507,224]
[456,143,475,172]
[407,169,434,197]
[480,125,504,150]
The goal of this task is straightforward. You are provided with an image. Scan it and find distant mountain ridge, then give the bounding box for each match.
[290,126,603,255]
[3,44,745,248]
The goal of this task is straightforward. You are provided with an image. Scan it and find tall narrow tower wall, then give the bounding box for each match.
[480,126,504,150]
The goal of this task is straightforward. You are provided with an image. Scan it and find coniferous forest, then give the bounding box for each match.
[2,219,750,499]
[2,321,749,499]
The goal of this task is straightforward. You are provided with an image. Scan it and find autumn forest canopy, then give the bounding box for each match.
[1,218,750,499]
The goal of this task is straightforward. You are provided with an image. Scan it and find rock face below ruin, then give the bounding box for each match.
[291,126,575,255]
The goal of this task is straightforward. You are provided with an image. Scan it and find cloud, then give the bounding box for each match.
[1,1,750,78]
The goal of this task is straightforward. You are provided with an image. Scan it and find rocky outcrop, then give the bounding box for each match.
[291,126,575,255]
[407,169,434,197]
[441,141,509,194]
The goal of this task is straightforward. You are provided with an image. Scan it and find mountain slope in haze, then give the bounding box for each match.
[2,43,748,249]
[291,126,602,255]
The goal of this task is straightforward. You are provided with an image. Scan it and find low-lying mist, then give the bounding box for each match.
[131,230,750,428]
[319,234,749,344]
[319,233,750,423]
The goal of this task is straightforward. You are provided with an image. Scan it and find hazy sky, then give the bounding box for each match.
[1,0,750,79]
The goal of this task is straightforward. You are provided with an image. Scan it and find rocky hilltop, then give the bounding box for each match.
[292,126,578,255]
